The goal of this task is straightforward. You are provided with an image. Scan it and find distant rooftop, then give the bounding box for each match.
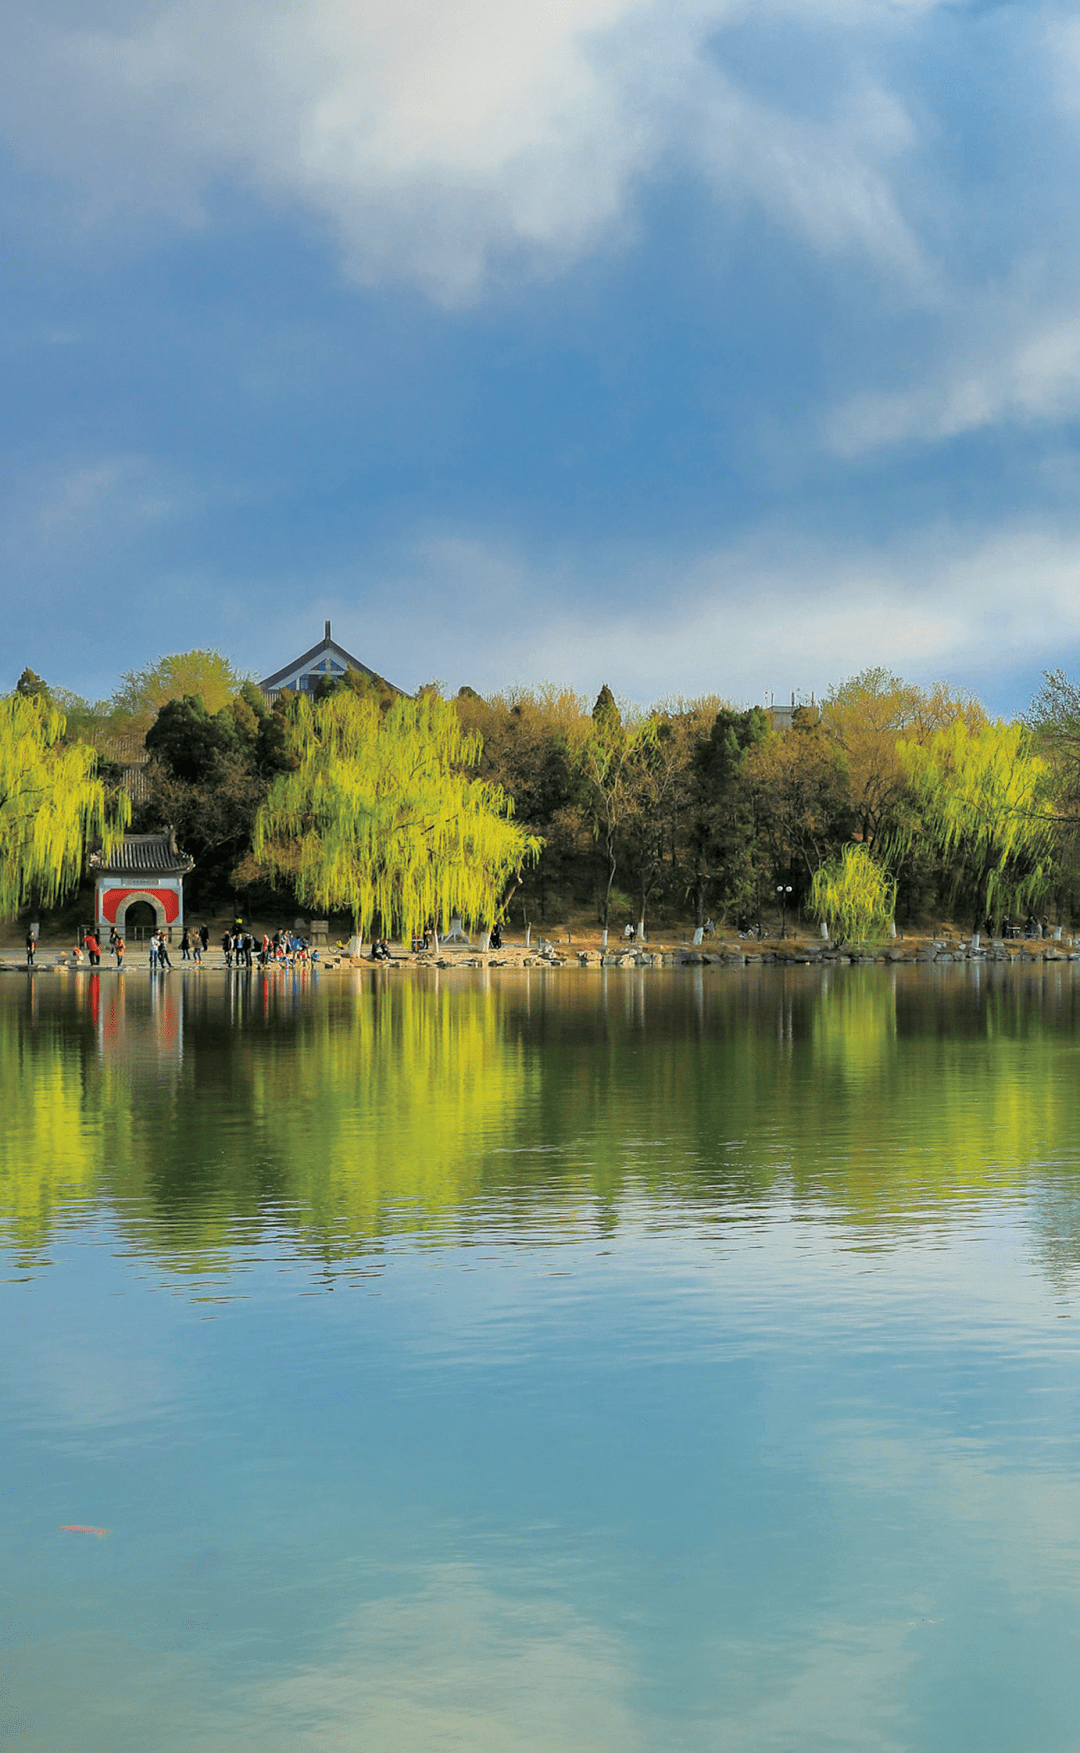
[259,621,404,698]
[763,691,816,731]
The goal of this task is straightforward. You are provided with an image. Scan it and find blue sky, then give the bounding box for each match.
[4,0,1080,712]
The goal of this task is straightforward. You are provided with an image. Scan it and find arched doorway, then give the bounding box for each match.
[119,894,166,942]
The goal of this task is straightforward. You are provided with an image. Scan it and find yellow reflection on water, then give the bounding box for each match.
[2,966,1080,1268]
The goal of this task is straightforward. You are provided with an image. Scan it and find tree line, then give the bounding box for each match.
[5,654,1080,940]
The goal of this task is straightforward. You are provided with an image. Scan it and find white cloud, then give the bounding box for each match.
[829,312,1080,454]
[0,454,186,564]
[244,1569,645,1753]
[0,0,939,300]
[312,522,1080,706]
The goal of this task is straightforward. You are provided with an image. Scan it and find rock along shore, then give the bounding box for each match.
[3,935,1078,975]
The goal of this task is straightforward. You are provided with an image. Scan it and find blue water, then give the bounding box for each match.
[3,967,1080,1750]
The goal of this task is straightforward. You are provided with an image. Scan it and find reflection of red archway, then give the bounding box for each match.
[100,887,179,928]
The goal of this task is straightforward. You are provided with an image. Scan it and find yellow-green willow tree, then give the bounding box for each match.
[809,843,896,946]
[253,691,541,939]
[0,694,129,917]
[895,718,1055,931]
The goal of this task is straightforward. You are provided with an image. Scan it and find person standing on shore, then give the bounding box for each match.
[222,930,233,968]
[158,932,172,970]
[180,929,190,961]
[149,932,159,971]
[114,935,126,969]
[199,924,209,954]
[85,931,100,967]
[25,930,35,968]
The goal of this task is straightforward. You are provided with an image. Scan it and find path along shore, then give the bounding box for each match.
[3,929,1079,975]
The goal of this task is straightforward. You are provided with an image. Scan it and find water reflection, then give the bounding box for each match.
[3,966,1080,1272]
[6,968,1080,1752]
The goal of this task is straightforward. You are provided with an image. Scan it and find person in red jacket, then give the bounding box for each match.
[84,932,101,967]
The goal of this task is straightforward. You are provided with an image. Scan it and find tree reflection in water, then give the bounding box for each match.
[3,965,1080,1279]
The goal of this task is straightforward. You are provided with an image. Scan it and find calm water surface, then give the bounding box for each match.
[3,964,1080,1751]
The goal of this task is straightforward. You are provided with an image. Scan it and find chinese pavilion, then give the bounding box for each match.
[89,831,194,941]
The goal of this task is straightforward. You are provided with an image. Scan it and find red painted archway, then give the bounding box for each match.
[100,887,180,925]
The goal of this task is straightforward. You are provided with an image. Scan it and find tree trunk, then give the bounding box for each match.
[601,831,617,927]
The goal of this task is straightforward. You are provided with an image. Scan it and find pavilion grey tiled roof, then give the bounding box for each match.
[259,621,404,695]
[88,831,194,877]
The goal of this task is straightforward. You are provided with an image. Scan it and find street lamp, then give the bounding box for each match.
[776,883,793,938]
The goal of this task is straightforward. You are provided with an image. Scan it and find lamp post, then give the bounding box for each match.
[776,883,793,939]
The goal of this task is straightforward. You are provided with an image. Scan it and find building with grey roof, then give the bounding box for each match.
[259,622,403,701]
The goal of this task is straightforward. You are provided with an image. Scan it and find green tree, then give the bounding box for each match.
[253,690,540,940]
[1024,668,1080,920]
[452,684,590,925]
[688,704,770,926]
[823,667,986,851]
[0,692,129,917]
[111,650,246,732]
[894,719,1055,931]
[809,844,896,947]
[740,710,852,920]
[138,692,272,906]
[15,668,49,699]
[620,701,717,938]
[574,687,656,929]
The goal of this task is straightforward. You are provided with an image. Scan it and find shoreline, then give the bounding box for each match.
[3,938,1079,976]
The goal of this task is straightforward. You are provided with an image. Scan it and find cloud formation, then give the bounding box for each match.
[829,311,1080,454]
[0,0,939,299]
[293,519,1080,708]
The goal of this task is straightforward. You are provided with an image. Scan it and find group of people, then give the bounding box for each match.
[26,919,324,971]
[29,916,515,972]
[219,926,316,968]
[148,930,176,970]
[179,925,211,962]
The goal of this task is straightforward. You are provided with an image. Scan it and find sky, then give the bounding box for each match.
[3,0,1080,712]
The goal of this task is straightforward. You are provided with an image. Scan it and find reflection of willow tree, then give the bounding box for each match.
[467,971,1080,1224]
[0,1002,134,1258]
[6,973,1080,1274]
[0,978,536,1267]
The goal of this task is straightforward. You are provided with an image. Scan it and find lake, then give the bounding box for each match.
[3,964,1080,1750]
